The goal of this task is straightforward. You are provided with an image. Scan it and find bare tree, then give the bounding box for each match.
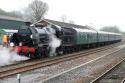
[100,26,121,33]
[61,15,67,22]
[0,8,6,15]
[69,20,75,24]
[24,0,48,22]
[60,15,75,24]
[0,8,23,19]
[9,11,23,18]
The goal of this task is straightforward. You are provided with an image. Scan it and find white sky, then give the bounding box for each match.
[0,0,125,31]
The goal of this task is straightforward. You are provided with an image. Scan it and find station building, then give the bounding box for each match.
[0,15,27,44]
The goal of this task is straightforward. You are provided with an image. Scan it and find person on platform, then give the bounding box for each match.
[2,34,9,47]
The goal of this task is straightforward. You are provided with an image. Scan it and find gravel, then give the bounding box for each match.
[96,55,125,83]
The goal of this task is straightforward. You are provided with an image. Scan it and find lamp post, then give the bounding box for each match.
[17,74,21,83]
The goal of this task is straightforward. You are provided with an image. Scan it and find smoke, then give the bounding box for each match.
[0,47,29,66]
[45,25,61,56]
[35,24,62,56]
[48,33,61,56]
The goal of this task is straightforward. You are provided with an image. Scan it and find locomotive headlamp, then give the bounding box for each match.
[19,42,22,46]
[10,42,14,47]
[30,35,33,39]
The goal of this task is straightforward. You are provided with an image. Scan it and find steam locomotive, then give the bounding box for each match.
[10,19,122,58]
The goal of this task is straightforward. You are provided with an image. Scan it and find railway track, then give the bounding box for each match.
[91,58,125,83]
[121,78,125,83]
[0,42,123,79]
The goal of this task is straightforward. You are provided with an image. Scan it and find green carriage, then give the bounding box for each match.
[74,28,98,45]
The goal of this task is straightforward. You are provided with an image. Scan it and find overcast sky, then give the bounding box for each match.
[0,0,124,31]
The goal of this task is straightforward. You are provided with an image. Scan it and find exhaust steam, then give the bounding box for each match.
[45,25,61,56]
[0,47,29,66]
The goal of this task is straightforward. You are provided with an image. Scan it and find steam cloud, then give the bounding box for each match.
[45,25,61,56]
[36,24,62,56]
[0,47,29,66]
